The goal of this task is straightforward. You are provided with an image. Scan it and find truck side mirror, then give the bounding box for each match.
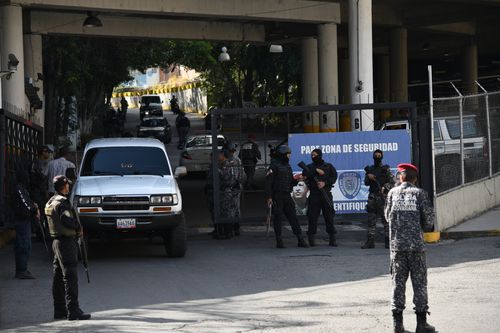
[174,166,187,178]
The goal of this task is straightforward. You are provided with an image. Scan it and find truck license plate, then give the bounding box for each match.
[116,218,136,229]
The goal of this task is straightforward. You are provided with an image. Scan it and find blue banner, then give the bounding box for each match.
[288,130,411,214]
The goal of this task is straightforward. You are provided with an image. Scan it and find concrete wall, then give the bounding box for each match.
[436,173,500,231]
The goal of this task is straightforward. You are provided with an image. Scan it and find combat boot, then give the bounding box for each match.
[385,236,390,249]
[392,311,404,333]
[416,312,436,333]
[276,237,285,248]
[329,234,338,247]
[297,235,309,248]
[307,234,316,247]
[361,236,375,249]
[68,309,91,321]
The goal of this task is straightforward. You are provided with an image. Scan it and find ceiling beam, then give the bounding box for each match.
[29,11,266,42]
[11,0,341,24]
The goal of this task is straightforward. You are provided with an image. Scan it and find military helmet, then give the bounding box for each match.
[277,145,291,154]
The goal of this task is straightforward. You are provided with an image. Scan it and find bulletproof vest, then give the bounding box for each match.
[272,162,293,193]
[307,161,333,191]
[240,142,256,161]
[367,164,390,193]
[45,194,76,238]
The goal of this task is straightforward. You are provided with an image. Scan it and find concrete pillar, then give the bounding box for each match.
[348,0,374,131]
[1,5,26,118]
[301,37,320,133]
[339,56,350,131]
[462,43,478,95]
[376,55,391,121]
[390,28,408,103]
[24,34,44,127]
[318,23,339,132]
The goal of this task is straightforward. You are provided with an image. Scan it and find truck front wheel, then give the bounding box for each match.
[163,215,187,258]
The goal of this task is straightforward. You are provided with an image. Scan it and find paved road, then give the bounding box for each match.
[1,231,499,332]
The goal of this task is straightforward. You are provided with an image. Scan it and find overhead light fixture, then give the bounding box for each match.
[218,47,230,62]
[269,44,283,53]
[83,11,103,28]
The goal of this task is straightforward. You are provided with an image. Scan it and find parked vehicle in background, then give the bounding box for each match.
[179,134,226,174]
[380,114,488,191]
[139,95,163,120]
[137,117,172,143]
[71,138,188,257]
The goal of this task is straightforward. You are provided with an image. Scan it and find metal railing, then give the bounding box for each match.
[429,66,500,196]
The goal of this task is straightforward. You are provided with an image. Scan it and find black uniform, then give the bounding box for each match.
[265,147,307,248]
[45,189,89,320]
[303,151,338,246]
[239,139,261,189]
[363,149,395,249]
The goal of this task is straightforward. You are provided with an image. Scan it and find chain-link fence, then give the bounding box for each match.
[432,81,500,194]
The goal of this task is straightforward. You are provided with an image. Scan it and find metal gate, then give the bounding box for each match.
[208,102,430,227]
[0,109,43,229]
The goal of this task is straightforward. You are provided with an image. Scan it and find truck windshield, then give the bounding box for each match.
[80,147,170,176]
[141,96,161,104]
[445,117,482,139]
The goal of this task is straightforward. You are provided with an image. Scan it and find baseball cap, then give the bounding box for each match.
[53,175,73,191]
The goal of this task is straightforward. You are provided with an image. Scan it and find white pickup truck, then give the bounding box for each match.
[71,138,188,257]
[380,114,488,191]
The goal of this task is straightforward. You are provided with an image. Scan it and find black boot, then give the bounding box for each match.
[68,309,91,321]
[329,234,338,247]
[385,236,390,249]
[308,234,316,247]
[392,311,404,333]
[54,309,67,320]
[416,312,436,333]
[361,236,375,249]
[276,237,285,248]
[297,235,309,248]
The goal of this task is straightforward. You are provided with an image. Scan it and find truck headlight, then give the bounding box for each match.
[78,196,102,206]
[150,195,178,205]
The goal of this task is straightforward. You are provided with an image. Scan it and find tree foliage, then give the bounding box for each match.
[43,36,302,145]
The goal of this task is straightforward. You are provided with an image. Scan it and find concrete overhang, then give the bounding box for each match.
[30,11,266,42]
[9,0,341,24]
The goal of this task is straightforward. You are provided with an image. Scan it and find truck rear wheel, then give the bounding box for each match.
[163,215,187,258]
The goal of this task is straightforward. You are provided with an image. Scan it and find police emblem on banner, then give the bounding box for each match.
[338,172,362,199]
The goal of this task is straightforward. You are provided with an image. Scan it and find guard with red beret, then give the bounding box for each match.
[385,163,436,333]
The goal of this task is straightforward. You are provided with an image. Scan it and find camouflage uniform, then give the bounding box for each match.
[384,182,435,313]
[224,155,242,219]
[364,163,394,241]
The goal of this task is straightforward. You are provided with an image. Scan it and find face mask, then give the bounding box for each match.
[312,155,321,164]
[373,157,382,165]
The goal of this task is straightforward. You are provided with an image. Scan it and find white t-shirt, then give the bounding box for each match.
[45,157,76,193]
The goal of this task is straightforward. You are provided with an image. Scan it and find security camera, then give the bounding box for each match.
[8,53,19,72]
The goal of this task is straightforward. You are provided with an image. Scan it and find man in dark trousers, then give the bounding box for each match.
[362,149,394,249]
[175,111,190,149]
[265,145,308,248]
[385,164,435,333]
[13,168,40,279]
[239,133,261,189]
[302,149,338,247]
[45,175,91,321]
[30,145,52,240]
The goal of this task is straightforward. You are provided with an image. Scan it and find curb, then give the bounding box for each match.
[0,229,16,249]
[440,229,500,240]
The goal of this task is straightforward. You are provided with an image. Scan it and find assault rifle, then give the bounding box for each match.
[297,161,334,210]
